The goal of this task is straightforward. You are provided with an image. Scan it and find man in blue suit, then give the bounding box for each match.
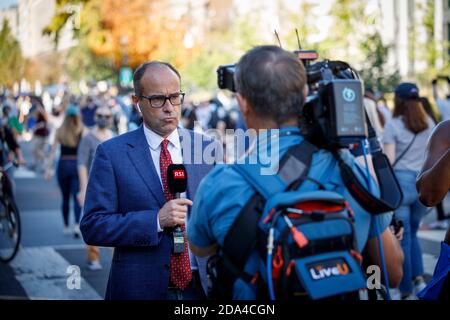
[80,61,222,300]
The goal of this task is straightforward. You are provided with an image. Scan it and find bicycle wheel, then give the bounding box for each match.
[0,198,21,263]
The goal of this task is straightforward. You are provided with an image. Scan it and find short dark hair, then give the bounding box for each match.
[234,45,307,125]
[133,61,181,96]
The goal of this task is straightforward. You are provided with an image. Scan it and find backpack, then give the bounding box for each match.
[206,140,368,300]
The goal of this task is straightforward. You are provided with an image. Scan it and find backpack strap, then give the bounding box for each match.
[232,140,318,199]
[218,140,318,291]
[392,134,417,168]
[335,150,403,214]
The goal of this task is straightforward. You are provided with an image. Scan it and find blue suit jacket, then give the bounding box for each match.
[80,126,222,300]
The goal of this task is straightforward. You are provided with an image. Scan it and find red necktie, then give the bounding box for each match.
[160,139,192,289]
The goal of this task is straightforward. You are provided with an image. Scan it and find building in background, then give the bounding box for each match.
[0,0,77,58]
[0,0,77,91]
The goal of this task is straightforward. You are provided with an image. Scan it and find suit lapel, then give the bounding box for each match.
[126,126,165,207]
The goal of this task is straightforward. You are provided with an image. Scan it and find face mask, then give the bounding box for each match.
[96,117,110,129]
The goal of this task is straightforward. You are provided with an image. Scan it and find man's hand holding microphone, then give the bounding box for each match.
[159,163,192,228]
[158,198,193,228]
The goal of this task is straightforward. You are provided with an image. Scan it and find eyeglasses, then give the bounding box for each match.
[139,92,185,108]
[96,114,112,119]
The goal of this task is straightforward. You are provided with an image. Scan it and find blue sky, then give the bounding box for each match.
[0,0,18,11]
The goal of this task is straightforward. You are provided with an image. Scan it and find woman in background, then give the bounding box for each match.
[383,83,435,299]
[45,105,84,237]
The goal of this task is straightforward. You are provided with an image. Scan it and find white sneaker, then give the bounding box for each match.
[414,277,427,295]
[87,260,103,271]
[73,224,81,238]
[428,220,449,230]
[389,288,402,300]
[63,226,71,235]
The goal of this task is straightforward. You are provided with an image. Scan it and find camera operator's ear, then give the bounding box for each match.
[236,93,249,117]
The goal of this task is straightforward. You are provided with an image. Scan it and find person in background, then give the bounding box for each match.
[0,114,26,192]
[2,105,23,139]
[181,100,197,130]
[383,82,436,299]
[80,96,98,128]
[376,92,392,126]
[416,120,450,300]
[364,88,384,138]
[432,76,450,122]
[128,103,143,131]
[420,97,439,125]
[45,105,84,237]
[77,106,114,271]
[31,105,49,172]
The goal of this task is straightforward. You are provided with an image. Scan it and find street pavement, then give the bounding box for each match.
[0,139,447,300]
[1,139,112,299]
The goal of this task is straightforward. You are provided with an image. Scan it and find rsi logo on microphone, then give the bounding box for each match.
[173,170,186,179]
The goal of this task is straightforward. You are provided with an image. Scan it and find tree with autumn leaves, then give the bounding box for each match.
[44,0,192,83]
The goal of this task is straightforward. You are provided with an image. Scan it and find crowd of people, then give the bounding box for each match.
[0,52,449,300]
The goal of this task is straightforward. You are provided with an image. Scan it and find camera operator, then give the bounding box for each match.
[187,45,403,299]
[416,120,450,300]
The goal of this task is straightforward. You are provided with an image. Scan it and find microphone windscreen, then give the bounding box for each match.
[167,164,187,194]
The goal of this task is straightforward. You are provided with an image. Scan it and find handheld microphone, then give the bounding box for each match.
[167,164,188,198]
[167,164,188,254]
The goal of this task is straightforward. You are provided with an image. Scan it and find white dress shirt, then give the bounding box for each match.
[143,126,198,270]
[143,126,186,231]
[144,125,184,184]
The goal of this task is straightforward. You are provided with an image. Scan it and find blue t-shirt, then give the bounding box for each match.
[188,127,392,299]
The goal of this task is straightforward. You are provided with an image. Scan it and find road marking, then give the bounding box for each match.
[13,167,37,179]
[418,230,446,243]
[9,247,102,300]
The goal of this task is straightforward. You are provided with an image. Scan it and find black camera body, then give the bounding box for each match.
[217,50,368,149]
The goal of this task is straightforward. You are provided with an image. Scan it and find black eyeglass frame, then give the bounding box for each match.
[139,92,185,108]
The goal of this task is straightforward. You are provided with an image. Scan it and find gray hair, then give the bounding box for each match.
[234,45,307,125]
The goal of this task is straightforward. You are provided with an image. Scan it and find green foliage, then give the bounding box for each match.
[328,0,366,59]
[359,31,400,93]
[0,20,24,88]
[284,1,321,51]
[415,0,450,87]
[65,43,115,82]
[180,16,262,91]
[180,49,234,92]
[42,0,89,48]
